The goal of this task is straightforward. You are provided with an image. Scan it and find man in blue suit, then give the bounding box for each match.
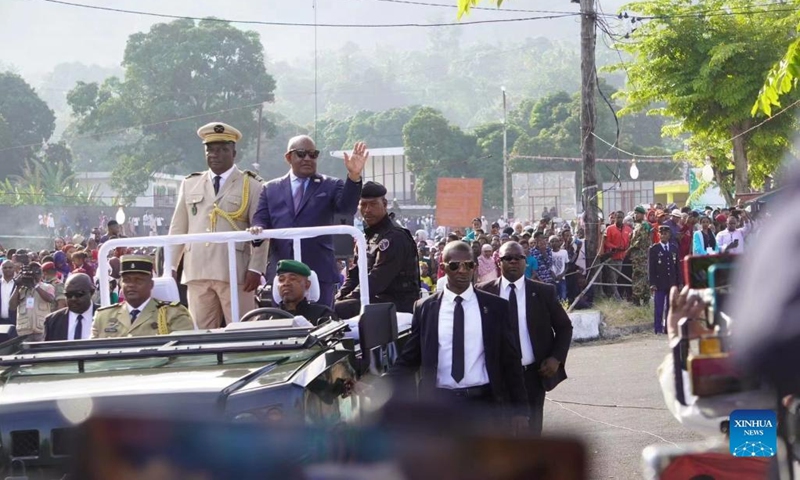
[250,136,368,307]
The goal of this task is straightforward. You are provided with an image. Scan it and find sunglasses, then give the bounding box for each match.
[289,149,320,160]
[446,261,476,271]
[500,255,526,262]
[65,291,88,299]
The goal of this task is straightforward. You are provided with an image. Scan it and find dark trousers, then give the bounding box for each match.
[318,281,336,308]
[523,364,547,436]
[654,289,670,334]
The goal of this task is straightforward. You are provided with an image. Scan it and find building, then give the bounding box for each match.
[329,147,416,205]
[75,172,184,208]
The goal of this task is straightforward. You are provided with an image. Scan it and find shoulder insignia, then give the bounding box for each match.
[185,172,203,179]
[155,300,182,308]
[244,170,265,182]
[97,303,122,312]
[378,238,390,251]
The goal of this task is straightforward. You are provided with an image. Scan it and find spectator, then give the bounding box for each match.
[716,212,752,254]
[41,262,67,311]
[477,244,499,283]
[603,210,632,301]
[100,220,121,243]
[71,251,95,278]
[0,260,16,332]
[10,262,55,342]
[550,235,568,301]
[532,234,554,284]
[420,262,435,292]
[693,215,717,255]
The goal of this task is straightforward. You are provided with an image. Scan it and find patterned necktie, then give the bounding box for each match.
[293,178,305,212]
[74,314,83,340]
[130,309,140,324]
[213,175,222,195]
[452,295,465,383]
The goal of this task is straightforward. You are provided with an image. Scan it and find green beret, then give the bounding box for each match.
[277,259,311,277]
[634,206,647,214]
[361,181,387,199]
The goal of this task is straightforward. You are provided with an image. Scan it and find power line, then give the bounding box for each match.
[0,100,269,154]
[510,154,674,164]
[369,0,594,16]
[39,0,580,28]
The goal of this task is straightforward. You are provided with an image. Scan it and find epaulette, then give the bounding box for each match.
[155,299,182,308]
[185,172,203,179]
[244,170,265,182]
[96,303,122,312]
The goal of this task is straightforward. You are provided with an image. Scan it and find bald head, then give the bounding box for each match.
[65,273,95,293]
[286,135,316,152]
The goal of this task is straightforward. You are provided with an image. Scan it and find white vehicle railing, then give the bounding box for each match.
[97,225,369,322]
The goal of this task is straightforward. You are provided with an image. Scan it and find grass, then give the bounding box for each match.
[592,297,653,327]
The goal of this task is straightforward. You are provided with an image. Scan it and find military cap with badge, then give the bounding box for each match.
[197,122,243,144]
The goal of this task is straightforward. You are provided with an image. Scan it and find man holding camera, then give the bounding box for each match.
[10,262,55,342]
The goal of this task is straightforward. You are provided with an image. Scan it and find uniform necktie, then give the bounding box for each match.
[293,179,305,212]
[452,295,465,383]
[213,175,222,195]
[74,314,83,340]
[130,309,140,324]
[508,283,519,325]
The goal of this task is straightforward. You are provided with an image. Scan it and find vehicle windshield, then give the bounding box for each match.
[3,348,320,377]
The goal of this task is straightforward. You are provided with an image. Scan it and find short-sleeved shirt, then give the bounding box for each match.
[604,224,632,260]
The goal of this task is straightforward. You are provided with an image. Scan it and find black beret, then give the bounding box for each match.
[361,181,387,199]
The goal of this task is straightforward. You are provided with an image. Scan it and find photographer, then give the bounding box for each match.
[10,262,55,342]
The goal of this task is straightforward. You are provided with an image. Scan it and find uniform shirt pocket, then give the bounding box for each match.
[224,195,243,210]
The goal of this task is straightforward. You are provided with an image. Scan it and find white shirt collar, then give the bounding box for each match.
[208,165,236,181]
[289,170,317,184]
[69,305,94,320]
[1,278,13,285]
[500,275,525,292]
[126,298,150,314]
[442,283,476,303]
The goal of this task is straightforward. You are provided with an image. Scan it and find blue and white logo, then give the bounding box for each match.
[729,409,777,457]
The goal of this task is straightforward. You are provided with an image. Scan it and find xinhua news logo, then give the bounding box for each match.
[729,409,777,457]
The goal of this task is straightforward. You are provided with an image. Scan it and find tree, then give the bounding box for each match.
[0,72,56,180]
[67,19,277,199]
[0,159,102,206]
[614,0,800,196]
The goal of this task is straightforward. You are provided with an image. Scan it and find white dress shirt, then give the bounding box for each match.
[125,298,150,322]
[436,284,490,389]
[0,278,14,319]
[289,171,310,198]
[715,222,751,254]
[68,306,94,340]
[209,165,236,192]
[499,276,535,365]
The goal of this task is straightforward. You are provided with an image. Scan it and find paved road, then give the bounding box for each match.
[543,333,705,479]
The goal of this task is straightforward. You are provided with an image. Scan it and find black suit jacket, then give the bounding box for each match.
[476,278,573,391]
[44,304,99,341]
[389,289,528,413]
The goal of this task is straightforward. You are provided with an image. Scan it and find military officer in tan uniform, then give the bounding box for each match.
[92,255,194,338]
[167,122,268,329]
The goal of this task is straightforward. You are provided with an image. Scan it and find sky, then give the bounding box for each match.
[2,0,628,84]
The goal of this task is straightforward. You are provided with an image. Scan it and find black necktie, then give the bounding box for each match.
[452,295,465,383]
[508,283,519,325]
[74,314,83,340]
[213,175,222,195]
[130,309,140,324]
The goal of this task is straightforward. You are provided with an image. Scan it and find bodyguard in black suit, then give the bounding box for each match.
[44,273,98,341]
[389,241,529,431]
[477,241,573,436]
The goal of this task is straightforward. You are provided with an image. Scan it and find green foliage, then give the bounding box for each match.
[67,19,277,199]
[0,159,102,206]
[753,37,800,116]
[457,0,503,19]
[614,0,800,194]
[0,72,56,179]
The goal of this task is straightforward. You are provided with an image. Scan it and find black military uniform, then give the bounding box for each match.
[279,299,337,326]
[335,182,420,319]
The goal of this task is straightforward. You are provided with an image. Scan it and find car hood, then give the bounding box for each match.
[0,350,313,406]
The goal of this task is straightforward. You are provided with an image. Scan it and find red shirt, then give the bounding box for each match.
[604,224,632,260]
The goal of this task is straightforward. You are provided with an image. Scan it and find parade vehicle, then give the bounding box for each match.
[0,226,408,480]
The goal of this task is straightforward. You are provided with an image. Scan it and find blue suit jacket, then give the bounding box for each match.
[253,172,361,283]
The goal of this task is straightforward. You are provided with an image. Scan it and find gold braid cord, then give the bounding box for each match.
[157,307,169,335]
[209,177,250,231]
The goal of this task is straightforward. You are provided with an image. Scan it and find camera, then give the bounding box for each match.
[15,265,37,290]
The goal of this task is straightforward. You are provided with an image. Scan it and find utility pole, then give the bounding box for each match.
[255,103,263,172]
[580,0,600,269]
[502,86,508,221]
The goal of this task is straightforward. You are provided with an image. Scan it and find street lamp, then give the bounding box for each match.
[502,86,508,220]
[629,159,639,180]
